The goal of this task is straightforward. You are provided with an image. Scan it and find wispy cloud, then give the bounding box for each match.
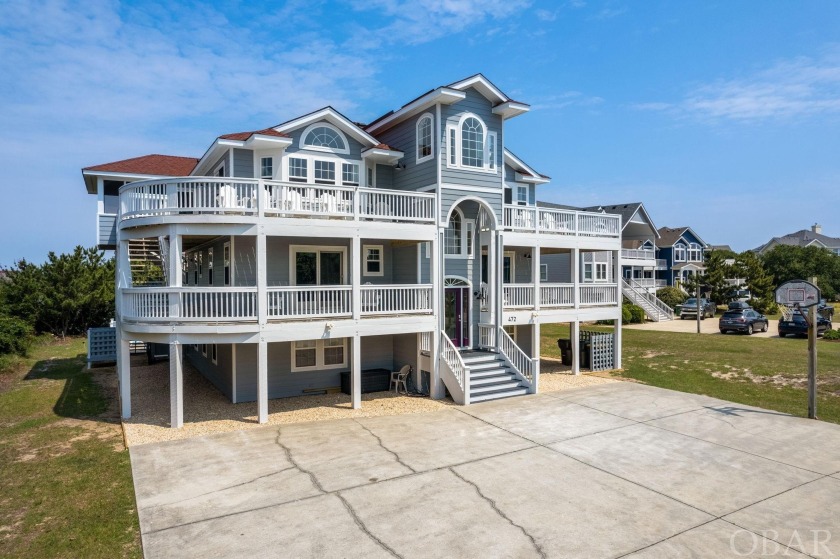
[635,48,840,122]
[531,91,605,111]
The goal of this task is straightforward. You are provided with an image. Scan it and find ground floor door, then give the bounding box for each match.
[444,287,470,348]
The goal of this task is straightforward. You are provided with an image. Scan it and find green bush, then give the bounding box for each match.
[0,316,35,356]
[621,306,632,325]
[823,329,840,341]
[628,304,646,324]
[749,297,778,315]
[656,286,687,309]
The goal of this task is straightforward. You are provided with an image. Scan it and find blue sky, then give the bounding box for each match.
[1,0,839,264]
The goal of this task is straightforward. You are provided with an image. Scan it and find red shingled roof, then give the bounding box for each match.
[83,154,199,176]
[218,128,289,141]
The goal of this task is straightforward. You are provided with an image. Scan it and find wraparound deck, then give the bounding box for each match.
[502,283,619,310]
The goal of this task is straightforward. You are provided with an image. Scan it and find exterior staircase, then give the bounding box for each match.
[128,237,167,286]
[460,350,529,403]
[621,278,674,322]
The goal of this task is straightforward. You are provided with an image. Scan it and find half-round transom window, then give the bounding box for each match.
[304,126,347,151]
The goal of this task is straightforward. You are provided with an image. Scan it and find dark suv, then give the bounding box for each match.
[680,298,716,320]
[779,313,832,338]
[719,309,768,335]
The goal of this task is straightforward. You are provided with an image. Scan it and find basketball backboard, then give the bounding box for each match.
[775,280,821,308]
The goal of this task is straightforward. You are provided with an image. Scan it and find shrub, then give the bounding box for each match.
[823,329,840,341]
[628,304,646,324]
[656,286,687,309]
[749,297,778,315]
[621,306,632,325]
[0,316,35,356]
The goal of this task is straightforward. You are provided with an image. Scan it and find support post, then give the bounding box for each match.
[572,248,580,310]
[431,230,444,399]
[808,278,819,419]
[531,322,540,394]
[352,334,362,409]
[352,236,361,320]
[118,338,131,419]
[488,229,497,324]
[495,231,504,352]
[257,231,267,326]
[170,343,183,429]
[533,246,541,312]
[571,320,580,375]
[614,310,623,370]
[257,339,268,423]
[169,231,182,319]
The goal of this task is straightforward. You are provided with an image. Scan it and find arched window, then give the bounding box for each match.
[416,114,433,163]
[445,210,462,255]
[461,117,484,168]
[688,243,702,262]
[674,244,686,262]
[300,123,349,154]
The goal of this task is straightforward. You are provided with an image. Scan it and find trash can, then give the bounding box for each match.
[579,340,591,369]
[556,339,573,365]
[675,304,682,317]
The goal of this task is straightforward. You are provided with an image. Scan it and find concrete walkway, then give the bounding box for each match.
[130,382,840,558]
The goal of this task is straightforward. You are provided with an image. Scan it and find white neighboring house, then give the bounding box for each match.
[81,74,623,428]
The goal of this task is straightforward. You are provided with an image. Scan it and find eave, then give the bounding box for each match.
[492,101,530,120]
[361,146,405,165]
[366,88,466,135]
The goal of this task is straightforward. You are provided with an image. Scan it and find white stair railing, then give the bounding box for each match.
[621,279,674,321]
[439,333,470,404]
[495,325,538,393]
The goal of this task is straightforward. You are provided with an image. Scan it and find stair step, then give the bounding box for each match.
[470,368,512,379]
[470,380,524,394]
[467,360,507,371]
[470,373,517,386]
[471,387,530,403]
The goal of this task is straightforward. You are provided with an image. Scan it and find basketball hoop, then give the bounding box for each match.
[775,280,821,308]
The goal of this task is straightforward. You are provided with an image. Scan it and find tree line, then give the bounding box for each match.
[1,247,115,355]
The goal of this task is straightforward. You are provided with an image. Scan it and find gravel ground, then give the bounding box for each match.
[123,354,617,447]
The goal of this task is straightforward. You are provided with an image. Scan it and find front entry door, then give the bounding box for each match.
[445,287,470,348]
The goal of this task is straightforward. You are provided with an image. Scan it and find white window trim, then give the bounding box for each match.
[282,152,362,186]
[503,251,516,283]
[223,241,232,286]
[445,207,468,259]
[363,244,384,277]
[674,244,687,262]
[260,156,274,179]
[540,263,548,282]
[516,185,529,206]
[291,338,348,372]
[211,344,218,365]
[583,262,594,282]
[208,247,214,286]
[366,165,375,188]
[416,113,434,164]
[289,245,348,286]
[298,122,351,155]
[594,262,608,282]
[465,221,475,258]
[445,113,498,174]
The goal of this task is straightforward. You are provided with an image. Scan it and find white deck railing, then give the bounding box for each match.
[502,284,534,308]
[628,278,666,289]
[621,248,655,260]
[502,205,620,237]
[119,178,436,224]
[122,287,258,322]
[579,284,619,306]
[477,323,496,348]
[360,284,433,315]
[419,331,432,353]
[440,332,469,404]
[540,283,575,307]
[497,325,536,387]
[267,286,352,319]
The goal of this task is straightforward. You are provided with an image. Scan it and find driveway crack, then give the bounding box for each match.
[336,493,403,558]
[449,468,547,559]
[275,428,326,494]
[147,467,297,509]
[353,419,416,473]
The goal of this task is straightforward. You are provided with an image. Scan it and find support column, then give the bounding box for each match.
[118,338,131,419]
[533,246,541,312]
[352,236,361,320]
[488,230,497,324]
[431,230,444,399]
[495,231,504,352]
[96,177,105,215]
[257,232,267,326]
[614,313,623,370]
[531,322,540,394]
[352,334,362,409]
[613,249,622,370]
[170,343,183,428]
[572,248,580,311]
[169,231,182,319]
[571,320,581,376]
[257,339,268,423]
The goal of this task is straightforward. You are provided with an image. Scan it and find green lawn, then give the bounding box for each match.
[541,323,840,424]
[0,337,141,559]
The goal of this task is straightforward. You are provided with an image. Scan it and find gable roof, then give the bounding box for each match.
[504,149,550,183]
[582,202,659,236]
[537,201,584,211]
[83,154,199,176]
[657,226,707,248]
[754,229,840,252]
[274,106,380,146]
[218,128,290,141]
[366,74,529,135]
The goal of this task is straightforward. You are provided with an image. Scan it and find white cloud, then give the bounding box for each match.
[530,91,605,111]
[635,48,840,122]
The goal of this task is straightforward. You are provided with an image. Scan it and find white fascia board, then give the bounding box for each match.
[448,75,508,104]
[682,227,708,248]
[805,238,827,248]
[82,170,170,180]
[492,101,530,119]
[505,149,549,182]
[514,172,549,184]
[243,135,292,149]
[361,147,405,164]
[276,108,379,146]
[365,88,466,135]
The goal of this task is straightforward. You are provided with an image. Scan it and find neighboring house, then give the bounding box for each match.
[81,74,623,429]
[753,224,840,256]
[656,226,709,288]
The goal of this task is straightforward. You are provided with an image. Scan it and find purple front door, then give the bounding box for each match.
[445,287,470,348]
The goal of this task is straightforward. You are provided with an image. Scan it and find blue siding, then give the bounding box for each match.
[377,113,437,191]
[233,148,254,178]
[440,87,503,190]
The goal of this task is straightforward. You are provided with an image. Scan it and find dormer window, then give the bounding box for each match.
[688,243,702,261]
[445,113,497,173]
[461,117,484,167]
[416,114,433,163]
[300,123,350,154]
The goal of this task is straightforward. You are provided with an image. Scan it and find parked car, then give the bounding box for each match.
[680,298,716,320]
[778,313,832,338]
[818,299,835,320]
[727,301,751,310]
[728,288,752,303]
[719,309,768,335]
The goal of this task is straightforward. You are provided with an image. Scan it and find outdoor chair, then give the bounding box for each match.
[390,365,411,395]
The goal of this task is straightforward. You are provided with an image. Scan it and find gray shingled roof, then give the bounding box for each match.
[755,228,840,252]
[582,203,642,226]
[536,201,585,211]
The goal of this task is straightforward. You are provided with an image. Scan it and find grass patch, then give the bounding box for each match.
[541,323,840,424]
[0,337,141,559]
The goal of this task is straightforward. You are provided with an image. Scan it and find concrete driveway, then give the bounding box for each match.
[626,316,780,337]
[130,382,840,558]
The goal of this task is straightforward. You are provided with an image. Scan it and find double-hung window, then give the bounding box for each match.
[445,211,462,255]
[416,114,433,163]
[342,163,359,186]
[674,244,686,262]
[261,157,273,179]
[289,158,307,182]
[314,160,335,184]
[446,114,498,172]
[595,262,608,281]
[516,186,528,206]
[461,117,484,168]
[292,338,347,371]
[364,245,383,276]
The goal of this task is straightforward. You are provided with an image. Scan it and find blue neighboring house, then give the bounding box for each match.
[656,227,708,288]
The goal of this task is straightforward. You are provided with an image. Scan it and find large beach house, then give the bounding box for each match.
[82,75,623,428]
